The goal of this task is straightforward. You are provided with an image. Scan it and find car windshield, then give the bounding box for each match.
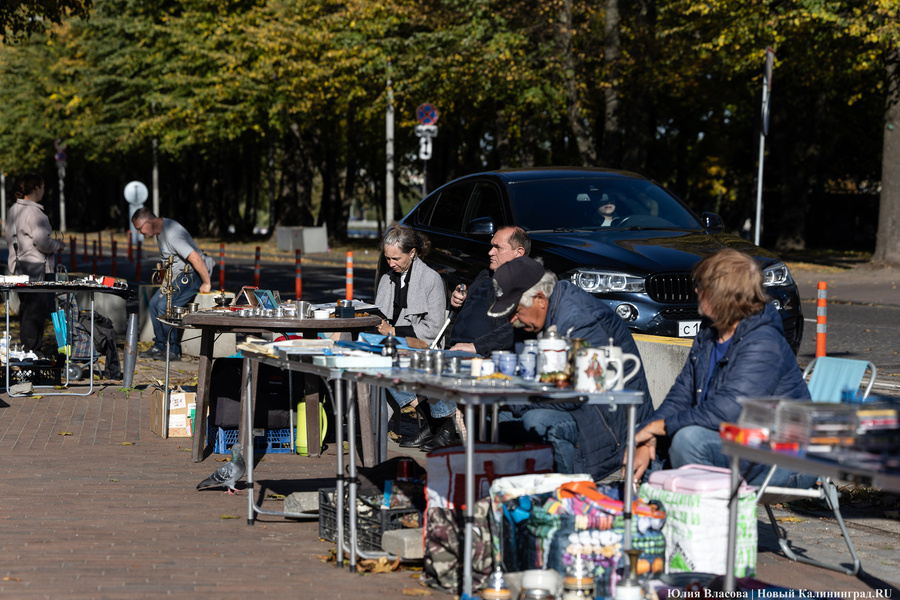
[507,177,702,232]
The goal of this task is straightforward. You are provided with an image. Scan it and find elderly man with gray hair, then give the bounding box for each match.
[488,256,654,479]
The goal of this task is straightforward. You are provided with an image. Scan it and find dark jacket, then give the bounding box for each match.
[649,302,809,435]
[447,269,514,356]
[515,280,654,479]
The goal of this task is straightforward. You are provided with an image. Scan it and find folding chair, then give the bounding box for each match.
[755,356,876,576]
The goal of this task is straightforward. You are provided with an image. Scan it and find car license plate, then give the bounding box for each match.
[678,320,701,337]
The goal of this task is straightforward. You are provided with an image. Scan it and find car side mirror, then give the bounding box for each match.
[466,217,495,236]
[701,212,725,233]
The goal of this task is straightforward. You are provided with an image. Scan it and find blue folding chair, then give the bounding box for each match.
[755,356,876,576]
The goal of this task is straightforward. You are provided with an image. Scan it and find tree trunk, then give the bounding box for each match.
[874,52,900,265]
[559,0,596,165]
[601,0,621,167]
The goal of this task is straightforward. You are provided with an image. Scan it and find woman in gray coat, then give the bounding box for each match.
[375,224,457,451]
[5,172,65,355]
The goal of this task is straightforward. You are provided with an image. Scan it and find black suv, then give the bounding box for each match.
[397,167,803,352]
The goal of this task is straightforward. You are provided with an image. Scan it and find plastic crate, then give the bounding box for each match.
[318,487,420,552]
[207,419,293,455]
[0,363,62,386]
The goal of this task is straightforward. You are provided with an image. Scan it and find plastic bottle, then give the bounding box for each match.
[0,332,8,365]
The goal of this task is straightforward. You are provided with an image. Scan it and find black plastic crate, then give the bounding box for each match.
[318,487,420,552]
[0,363,62,386]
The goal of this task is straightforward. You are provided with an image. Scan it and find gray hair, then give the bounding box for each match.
[519,270,557,308]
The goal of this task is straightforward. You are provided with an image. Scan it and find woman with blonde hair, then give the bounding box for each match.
[629,249,814,488]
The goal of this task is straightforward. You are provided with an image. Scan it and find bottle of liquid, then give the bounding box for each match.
[0,331,8,365]
[482,565,512,600]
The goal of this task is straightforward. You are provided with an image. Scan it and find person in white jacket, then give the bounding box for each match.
[5,172,65,355]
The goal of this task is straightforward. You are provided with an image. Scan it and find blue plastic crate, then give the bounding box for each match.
[208,420,293,455]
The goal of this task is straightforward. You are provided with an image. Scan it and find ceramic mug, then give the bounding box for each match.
[574,345,640,392]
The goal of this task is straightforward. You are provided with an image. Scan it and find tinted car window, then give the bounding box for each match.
[508,178,701,231]
[425,182,474,232]
[465,182,506,231]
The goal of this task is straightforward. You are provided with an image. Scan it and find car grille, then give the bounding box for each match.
[647,273,696,303]
[659,307,702,321]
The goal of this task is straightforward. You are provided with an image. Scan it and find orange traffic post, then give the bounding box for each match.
[219,243,225,290]
[69,236,77,271]
[815,281,827,358]
[254,246,261,287]
[98,232,103,261]
[127,233,133,262]
[111,239,117,277]
[136,241,142,283]
[295,249,302,300]
[91,241,97,275]
[346,251,353,300]
[83,232,88,262]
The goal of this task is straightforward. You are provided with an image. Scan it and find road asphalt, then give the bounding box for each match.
[1,255,899,598]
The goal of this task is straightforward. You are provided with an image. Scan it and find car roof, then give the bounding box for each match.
[450,167,653,184]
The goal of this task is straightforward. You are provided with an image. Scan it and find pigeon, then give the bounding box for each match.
[197,443,246,494]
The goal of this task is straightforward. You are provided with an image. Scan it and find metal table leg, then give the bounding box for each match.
[725,453,741,592]
[462,401,475,597]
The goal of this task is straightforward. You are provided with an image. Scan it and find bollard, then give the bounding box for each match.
[98,232,103,261]
[346,251,353,300]
[123,313,139,389]
[92,241,97,275]
[83,232,88,262]
[136,241,142,282]
[219,243,225,290]
[254,246,261,287]
[111,239,117,277]
[295,249,302,300]
[127,233,133,262]
[816,281,827,358]
[70,236,77,271]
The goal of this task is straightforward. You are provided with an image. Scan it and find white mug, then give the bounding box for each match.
[574,344,640,392]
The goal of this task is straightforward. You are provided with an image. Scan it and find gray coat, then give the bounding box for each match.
[375,257,446,345]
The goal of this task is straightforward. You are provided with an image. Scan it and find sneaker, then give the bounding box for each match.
[139,347,165,360]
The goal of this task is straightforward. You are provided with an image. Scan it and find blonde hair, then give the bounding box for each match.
[692,249,767,331]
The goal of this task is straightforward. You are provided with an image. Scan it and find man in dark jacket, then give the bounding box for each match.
[447,226,530,355]
[629,249,815,489]
[488,256,654,479]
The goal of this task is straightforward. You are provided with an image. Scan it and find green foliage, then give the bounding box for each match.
[0,0,896,248]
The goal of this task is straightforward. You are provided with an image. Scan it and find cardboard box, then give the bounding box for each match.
[150,386,197,438]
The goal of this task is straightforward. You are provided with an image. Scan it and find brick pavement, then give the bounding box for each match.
[0,379,426,600]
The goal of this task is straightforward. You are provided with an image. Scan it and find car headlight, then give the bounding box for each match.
[570,270,646,294]
[763,262,794,287]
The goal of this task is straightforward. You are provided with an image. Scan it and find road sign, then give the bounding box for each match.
[414,125,438,161]
[416,103,439,126]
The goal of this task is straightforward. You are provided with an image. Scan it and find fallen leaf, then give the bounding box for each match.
[220,514,240,519]
[120,442,134,445]
[358,556,400,573]
[402,588,432,596]
[109,479,119,482]
[3,576,21,582]
[776,516,806,523]
[58,431,73,436]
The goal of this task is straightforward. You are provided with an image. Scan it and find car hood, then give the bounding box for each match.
[528,229,782,275]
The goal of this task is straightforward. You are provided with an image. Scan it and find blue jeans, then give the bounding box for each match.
[387,389,456,419]
[499,409,578,474]
[149,270,203,355]
[668,425,818,489]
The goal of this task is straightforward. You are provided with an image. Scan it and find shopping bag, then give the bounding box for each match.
[425,442,554,511]
[639,464,757,577]
[422,498,493,594]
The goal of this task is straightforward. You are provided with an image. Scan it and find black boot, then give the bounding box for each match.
[420,416,459,452]
[399,402,435,448]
